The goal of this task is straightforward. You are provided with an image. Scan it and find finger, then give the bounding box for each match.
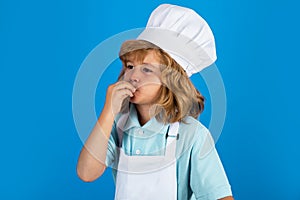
[116,81,136,92]
[115,81,136,93]
[114,88,134,98]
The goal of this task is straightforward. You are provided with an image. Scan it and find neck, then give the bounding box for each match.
[135,104,153,126]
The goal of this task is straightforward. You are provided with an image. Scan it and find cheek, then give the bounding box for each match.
[138,81,161,92]
[141,85,161,95]
[122,70,131,81]
[141,75,161,85]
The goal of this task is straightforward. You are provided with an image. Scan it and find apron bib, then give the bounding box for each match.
[114,116,179,200]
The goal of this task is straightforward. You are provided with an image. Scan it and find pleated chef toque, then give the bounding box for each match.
[120,4,217,77]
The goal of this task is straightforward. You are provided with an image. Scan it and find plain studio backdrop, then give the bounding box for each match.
[0,0,299,199]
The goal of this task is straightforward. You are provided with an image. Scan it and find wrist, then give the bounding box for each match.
[102,102,115,119]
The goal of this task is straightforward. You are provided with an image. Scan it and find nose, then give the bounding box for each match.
[129,68,141,83]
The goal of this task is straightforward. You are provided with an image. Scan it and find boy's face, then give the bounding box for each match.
[123,50,162,106]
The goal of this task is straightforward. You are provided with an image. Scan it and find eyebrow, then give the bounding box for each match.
[142,62,160,69]
[126,61,159,68]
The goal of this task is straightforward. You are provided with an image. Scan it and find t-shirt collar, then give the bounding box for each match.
[122,104,169,135]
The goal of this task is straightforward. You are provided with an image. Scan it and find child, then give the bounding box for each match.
[77,4,233,200]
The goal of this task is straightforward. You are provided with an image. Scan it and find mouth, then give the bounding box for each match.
[132,88,138,95]
[130,88,139,99]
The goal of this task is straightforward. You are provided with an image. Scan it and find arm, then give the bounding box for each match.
[190,126,233,199]
[76,82,136,182]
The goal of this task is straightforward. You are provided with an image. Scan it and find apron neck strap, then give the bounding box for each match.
[165,122,179,157]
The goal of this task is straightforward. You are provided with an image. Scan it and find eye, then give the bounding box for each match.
[126,64,134,70]
[142,67,153,73]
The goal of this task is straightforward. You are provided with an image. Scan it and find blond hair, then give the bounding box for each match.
[119,46,204,123]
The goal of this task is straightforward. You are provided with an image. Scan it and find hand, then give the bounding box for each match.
[105,81,136,115]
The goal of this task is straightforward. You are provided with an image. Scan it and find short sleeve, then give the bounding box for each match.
[190,127,232,200]
[105,121,119,168]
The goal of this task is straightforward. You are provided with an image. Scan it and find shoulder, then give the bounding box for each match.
[177,116,212,152]
[179,116,210,137]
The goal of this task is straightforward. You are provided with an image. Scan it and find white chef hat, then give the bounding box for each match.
[119,4,217,77]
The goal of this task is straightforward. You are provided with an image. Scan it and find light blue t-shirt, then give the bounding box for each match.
[105,105,232,200]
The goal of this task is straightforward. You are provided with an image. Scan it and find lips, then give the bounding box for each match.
[132,88,139,95]
[130,88,141,99]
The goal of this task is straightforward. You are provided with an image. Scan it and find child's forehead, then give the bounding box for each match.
[125,49,162,64]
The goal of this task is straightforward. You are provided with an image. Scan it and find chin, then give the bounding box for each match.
[129,96,147,105]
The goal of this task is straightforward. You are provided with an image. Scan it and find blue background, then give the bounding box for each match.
[1,0,299,199]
